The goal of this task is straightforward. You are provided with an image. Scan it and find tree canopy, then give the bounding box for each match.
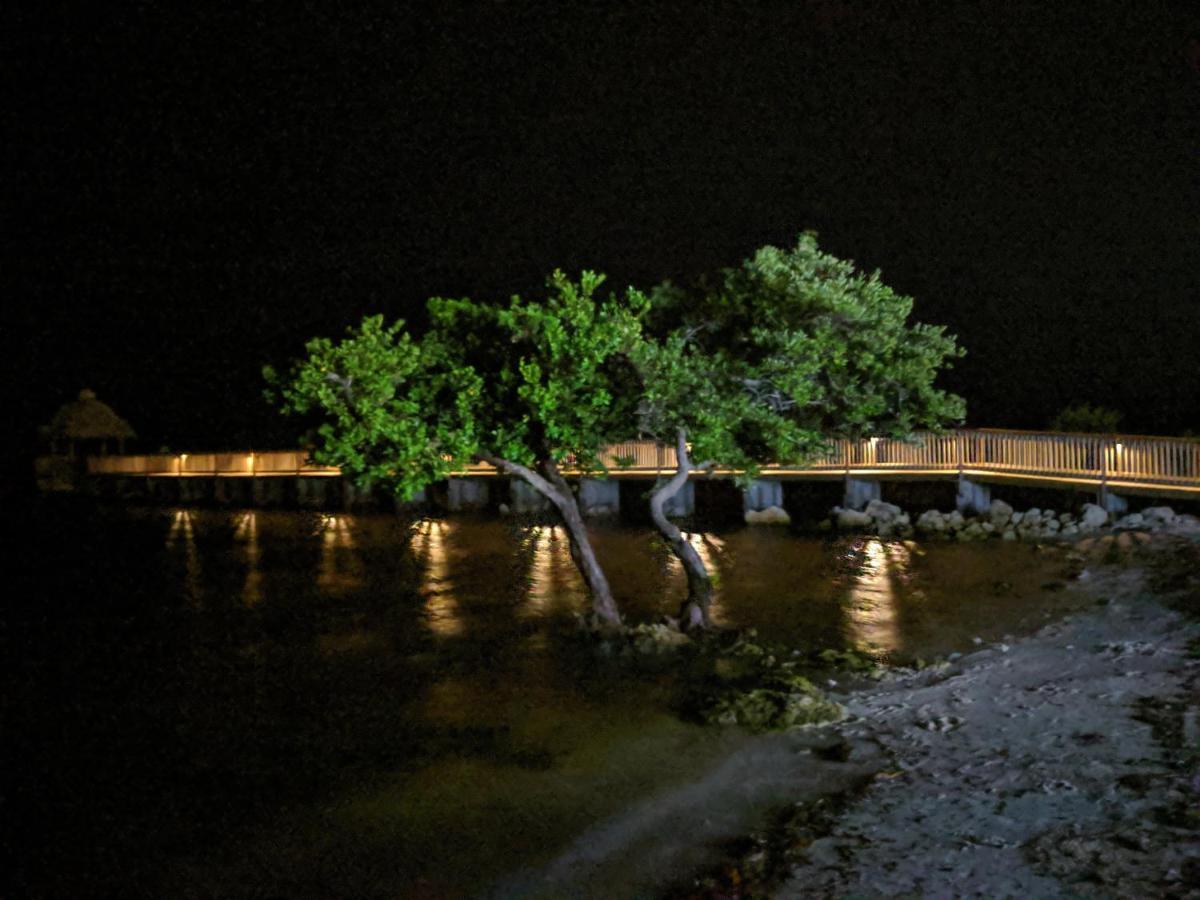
[266,270,649,626]
[266,270,646,497]
[266,236,967,632]
[632,233,965,627]
[636,232,965,476]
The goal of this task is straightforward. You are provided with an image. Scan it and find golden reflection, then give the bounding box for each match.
[524,525,580,616]
[234,511,262,607]
[412,519,463,636]
[844,539,909,655]
[166,509,201,607]
[317,513,362,593]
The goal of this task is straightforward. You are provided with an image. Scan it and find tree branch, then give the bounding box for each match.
[476,452,569,512]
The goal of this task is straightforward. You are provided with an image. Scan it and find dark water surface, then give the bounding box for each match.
[5,501,1085,898]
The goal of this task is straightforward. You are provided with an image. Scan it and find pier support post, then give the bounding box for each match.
[251,477,271,507]
[578,478,620,516]
[296,477,331,509]
[956,477,991,516]
[654,478,695,517]
[447,477,489,512]
[843,477,881,511]
[392,487,426,514]
[742,478,784,512]
[1097,488,1128,515]
[509,478,551,514]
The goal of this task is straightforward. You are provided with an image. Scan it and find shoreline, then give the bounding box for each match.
[495,529,1200,899]
[771,560,1200,898]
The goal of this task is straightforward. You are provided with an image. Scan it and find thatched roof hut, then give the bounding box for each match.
[44,389,136,453]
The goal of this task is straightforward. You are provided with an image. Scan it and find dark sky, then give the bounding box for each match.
[5,1,1199,455]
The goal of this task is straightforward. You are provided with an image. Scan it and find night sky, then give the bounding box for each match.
[5,2,1199,463]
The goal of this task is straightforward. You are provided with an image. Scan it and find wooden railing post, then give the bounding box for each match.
[1098,436,1110,506]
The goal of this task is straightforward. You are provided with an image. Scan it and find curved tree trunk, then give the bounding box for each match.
[648,428,715,632]
[479,453,622,629]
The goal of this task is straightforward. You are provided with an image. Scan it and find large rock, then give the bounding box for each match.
[988,498,1014,527]
[864,498,903,523]
[836,508,872,530]
[1114,512,1145,530]
[1141,506,1178,526]
[945,510,965,531]
[916,509,946,532]
[1079,503,1110,530]
[745,505,791,525]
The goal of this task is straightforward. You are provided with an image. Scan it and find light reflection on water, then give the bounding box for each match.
[412,519,462,636]
[524,524,581,618]
[166,508,202,607]
[150,508,1078,665]
[233,511,262,607]
[317,513,361,593]
[844,538,911,655]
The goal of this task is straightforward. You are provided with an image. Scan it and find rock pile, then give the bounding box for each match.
[826,500,1195,543]
[833,499,910,537]
[745,504,792,525]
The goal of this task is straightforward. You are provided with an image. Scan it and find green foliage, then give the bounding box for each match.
[635,232,965,476]
[265,271,648,498]
[264,315,482,499]
[1050,403,1122,434]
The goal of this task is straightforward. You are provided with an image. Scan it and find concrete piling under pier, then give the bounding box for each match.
[1098,489,1129,515]
[578,478,620,516]
[956,477,992,516]
[743,478,784,512]
[296,477,330,509]
[843,478,881,511]
[446,477,489,512]
[509,478,551,514]
[252,477,284,507]
[392,487,427,515]
[653,479,695,517]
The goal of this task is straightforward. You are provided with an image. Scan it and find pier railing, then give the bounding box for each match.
[87,429,1200,495]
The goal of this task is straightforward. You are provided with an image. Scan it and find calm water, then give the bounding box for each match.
[5,502,1084,898]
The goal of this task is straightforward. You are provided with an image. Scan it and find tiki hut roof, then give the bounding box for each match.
[46,389,137,440]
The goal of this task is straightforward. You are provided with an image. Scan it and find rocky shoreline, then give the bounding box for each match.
[822,497,1196,543]
[676,528,1200,899]
[497,523,1200,898]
